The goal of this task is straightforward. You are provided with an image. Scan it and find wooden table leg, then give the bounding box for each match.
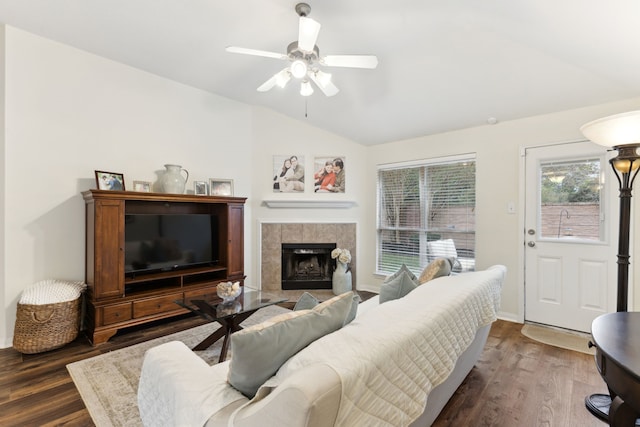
[218,326,233,363]
[192,325,227,351]
[191,309,260,358]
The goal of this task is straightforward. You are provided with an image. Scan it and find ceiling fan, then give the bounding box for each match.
[225,3,378,97]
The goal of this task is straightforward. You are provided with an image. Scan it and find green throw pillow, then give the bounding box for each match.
[293,292,319,311]
[384,263,418,284]
[228,291,357,398]
[293,291,359,323]
[379,270,418,303]
[344,292,361,325]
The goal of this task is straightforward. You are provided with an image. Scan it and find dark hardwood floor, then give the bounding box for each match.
[0,314,608,427]
[434,320,608,427]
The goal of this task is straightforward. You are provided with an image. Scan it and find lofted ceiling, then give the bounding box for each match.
[0,0,639,145]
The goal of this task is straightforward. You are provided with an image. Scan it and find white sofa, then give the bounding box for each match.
[138,265,506,427]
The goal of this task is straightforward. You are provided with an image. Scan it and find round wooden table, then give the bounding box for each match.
[586,312,640,426]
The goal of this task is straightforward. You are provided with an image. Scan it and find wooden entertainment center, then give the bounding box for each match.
[82,190,246,345]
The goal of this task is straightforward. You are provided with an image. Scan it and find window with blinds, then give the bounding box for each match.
[376,155,476,275]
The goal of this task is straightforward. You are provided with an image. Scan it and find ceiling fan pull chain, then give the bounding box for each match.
[305,98,308,118]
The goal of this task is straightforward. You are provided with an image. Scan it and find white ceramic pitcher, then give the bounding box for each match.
[161,164,189,194]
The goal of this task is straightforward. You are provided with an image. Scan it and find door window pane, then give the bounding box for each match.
[539,158,603,241]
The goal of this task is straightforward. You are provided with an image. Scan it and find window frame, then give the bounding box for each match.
[537,155,606,243]
[376,153,477,276]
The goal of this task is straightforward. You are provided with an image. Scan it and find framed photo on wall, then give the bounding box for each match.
[209,178,233,196]
[313,156,345,193]
[273,154,305,192]
[95,170,125,191]
[132,180,151,192]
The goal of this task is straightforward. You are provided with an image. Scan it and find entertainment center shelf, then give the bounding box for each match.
[83,190,246,345]
[124,266,228,295]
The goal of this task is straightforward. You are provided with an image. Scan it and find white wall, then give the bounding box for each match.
[0,26,359,348]
[362,98,640,321]
[0,26,5,334]
[0,26,254,347]
[248,107,369,287]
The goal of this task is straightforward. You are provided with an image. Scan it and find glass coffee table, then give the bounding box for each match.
[176,288,287,362]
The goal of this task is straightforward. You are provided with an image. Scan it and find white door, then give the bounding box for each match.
[524,142,616,332]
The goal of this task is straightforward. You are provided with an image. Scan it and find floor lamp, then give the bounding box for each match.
[580,110,640,422]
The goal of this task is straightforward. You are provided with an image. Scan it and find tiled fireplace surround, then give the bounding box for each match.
[260,222,357,292]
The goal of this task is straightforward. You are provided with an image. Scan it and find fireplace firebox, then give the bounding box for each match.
[281,243,336,290]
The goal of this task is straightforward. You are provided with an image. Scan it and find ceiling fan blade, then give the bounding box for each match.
[226,46,287,60]
[321,55,379,69]
[298,17,321,51]
[257,68,291,92]
[309,71,339,97]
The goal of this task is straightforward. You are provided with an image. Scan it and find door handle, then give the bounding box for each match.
[528,241,536,248]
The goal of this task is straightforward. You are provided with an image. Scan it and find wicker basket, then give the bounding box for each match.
[13,297,81,354]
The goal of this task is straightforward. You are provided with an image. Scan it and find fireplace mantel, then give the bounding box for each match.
[262,200,356,209]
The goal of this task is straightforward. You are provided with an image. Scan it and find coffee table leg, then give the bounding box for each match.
[216,310,259,361]
[192,309,259,355]
[192,324,227,351]
[218,327,233,362]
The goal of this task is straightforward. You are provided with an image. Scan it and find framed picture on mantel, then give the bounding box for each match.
[194,181,208,196]
[95,170,125,191]
[209,179,233,196]
[133,180,151,192]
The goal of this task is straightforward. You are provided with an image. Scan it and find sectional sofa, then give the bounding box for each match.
[138,265,506,426]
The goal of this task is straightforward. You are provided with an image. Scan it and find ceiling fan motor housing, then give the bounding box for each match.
[287,42,319,71]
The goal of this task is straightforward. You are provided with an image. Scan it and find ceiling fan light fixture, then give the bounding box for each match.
[275,69,291,88]
[290,59,307,79]
[300,80,314,96]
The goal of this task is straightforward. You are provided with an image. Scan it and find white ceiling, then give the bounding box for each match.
[0,0,639,145]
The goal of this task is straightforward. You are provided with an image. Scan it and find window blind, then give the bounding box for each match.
[376,156,476,275]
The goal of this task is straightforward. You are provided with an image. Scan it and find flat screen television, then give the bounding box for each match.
[124,214,219,275]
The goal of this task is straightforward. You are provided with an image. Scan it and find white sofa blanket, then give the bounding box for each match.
[138,342,245,427]
[253,265,505,426]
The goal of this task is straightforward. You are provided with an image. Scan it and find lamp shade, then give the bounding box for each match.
[580,111,640,147]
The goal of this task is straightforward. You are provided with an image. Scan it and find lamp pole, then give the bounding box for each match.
[581,111,640,423]
[610,145,640,312]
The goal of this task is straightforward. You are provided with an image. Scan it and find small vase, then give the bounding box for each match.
[160,164,189,194]
[332,261,352,295]
[221,296,238,305]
